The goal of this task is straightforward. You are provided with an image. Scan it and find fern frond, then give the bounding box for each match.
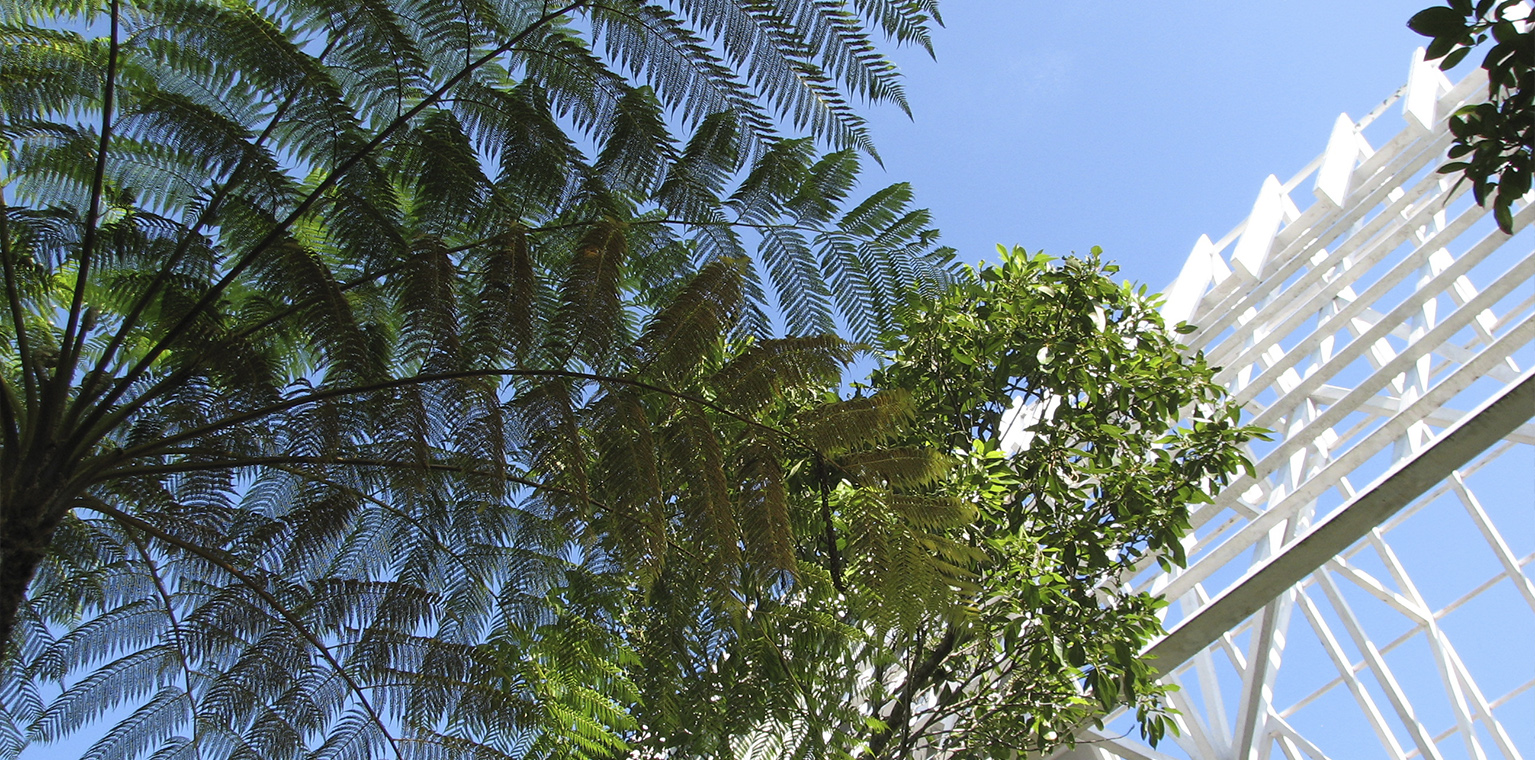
[851,0,939,54]
[396,109,490,235]
[632,256,744,383]
[458,80,584,220]
[832,446,950,488]
[2,1,950,754]
[655,110,743,224]
[591,1,768,139]
[593,86,675,197]
[793,389,913,454]
[0,26,99,121]
[759,225,835,335]
[252,239,377,382]
[665,406,740,584]
[30,645,180,743]
[75,685,186,760]
[549,218,627,368]
[590,388,666,577]
[463,228,537,366]
[734,431,794,581]
[393,235,461,368]
[711,335,853,413]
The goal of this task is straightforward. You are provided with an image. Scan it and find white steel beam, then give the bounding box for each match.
[1146,367,1535,675]
[1313,571,1444,760]
[1294,588,1408,760]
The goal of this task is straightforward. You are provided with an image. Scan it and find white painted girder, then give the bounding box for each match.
[1146,370,1535,680]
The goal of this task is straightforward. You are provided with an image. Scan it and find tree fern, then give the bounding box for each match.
[1,0,956,756]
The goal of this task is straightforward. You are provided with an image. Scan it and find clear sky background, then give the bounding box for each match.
[20,3,1478,757]
[859,1,1432,292]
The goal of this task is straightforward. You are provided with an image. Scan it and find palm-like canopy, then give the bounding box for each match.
[0,0,956,755]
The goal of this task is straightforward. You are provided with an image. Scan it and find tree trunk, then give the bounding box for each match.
[0,530,48,654]
[0,484,68,656]
[864,626,959,759]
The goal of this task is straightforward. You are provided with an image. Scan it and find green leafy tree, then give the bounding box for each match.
[1409,0,1533,232]
[615,249,1263,759]
[0,0,958,756]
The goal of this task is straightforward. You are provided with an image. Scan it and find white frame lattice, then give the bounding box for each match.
[1048,39,1535,760]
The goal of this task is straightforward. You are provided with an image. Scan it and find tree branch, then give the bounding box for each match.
[816,454,845,594]
[863,625,958,759]
[101,367,811,466]
[56,0,119,393]
[0,187,36,418]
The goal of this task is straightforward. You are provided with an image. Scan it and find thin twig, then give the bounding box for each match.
[86,2,589,430]
[102,367,812,466]
[81,497,406,760]
[56,0,120,395]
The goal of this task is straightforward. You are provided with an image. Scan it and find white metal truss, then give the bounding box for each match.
[1054,42,1535,760]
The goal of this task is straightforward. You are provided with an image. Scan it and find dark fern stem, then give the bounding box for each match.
[817,453,846,594]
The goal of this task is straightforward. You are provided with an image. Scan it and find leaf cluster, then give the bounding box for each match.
[612,248,1264,759]
[844,247,1264,757]
[612,335,987,759]
[1409,0,1534,232]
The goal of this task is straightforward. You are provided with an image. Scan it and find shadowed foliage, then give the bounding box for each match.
[0,0,960,756]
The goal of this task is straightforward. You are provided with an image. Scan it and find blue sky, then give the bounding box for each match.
[860,1,1431,291]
